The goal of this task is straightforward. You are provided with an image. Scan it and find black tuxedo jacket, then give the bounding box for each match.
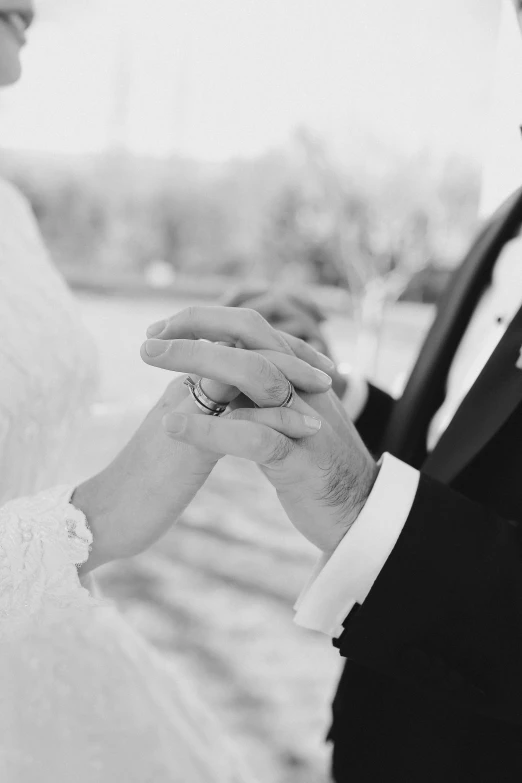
[330,187,522,782]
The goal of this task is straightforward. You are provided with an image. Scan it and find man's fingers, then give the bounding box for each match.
[275,317,320,343]
[286,293,326,323]
[252,349,332,394]
[162,407,321,465]
[225,405,322,437]
[224,288,326,324]
[146,305,293,355]
[278,331,335,373]
[238,294,306,325]
[141,340,333,406]
[273,316,330,355]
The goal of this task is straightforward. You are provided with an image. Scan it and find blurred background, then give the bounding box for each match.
[1,0,519,780]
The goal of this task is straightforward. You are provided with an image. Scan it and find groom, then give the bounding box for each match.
[141,21,522,783]
[225,189,522,782]
[142,178,522,782]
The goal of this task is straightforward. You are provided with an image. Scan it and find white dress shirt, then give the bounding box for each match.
[295,229,522,637]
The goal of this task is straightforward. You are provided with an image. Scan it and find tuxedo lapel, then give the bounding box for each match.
[382,187,522,468]
[423,304,522,482]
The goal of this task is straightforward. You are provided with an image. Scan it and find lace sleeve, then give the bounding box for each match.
[0,485,103,635]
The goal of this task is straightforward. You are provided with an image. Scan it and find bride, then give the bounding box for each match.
[0,4,334,781]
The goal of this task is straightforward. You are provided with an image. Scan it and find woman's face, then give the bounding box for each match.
[0,2,33,86]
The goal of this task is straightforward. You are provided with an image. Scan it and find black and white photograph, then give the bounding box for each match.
[0,1,519,781]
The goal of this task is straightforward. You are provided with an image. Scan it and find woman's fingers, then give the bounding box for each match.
[141,340,332,407]
[146,305,293,355]
[162,406,322,465]
[146,305,336,373]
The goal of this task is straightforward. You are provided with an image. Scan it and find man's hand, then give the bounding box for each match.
[222,286,349,399]
[143,306,377,555]
[163,395,379,555]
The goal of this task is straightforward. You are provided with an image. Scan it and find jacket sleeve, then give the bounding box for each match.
[334,472,522,725]
[354,383,396,456]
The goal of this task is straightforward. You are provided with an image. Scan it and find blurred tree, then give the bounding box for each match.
[0,128,480,317]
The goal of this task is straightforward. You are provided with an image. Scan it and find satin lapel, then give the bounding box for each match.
[382,187,522,468]
[423,304,522,483]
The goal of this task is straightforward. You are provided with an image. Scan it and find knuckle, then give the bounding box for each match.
[290,333,307,353]
[264,374,290,402]
[295,336,315,362]
[247,351,273,382]
[265,434,293,465]
[226,407,256,423]
[177,339,199,360]
[183,304,200,321]
[242,307,266,328]
[274,406,288,430]
[182,305,204,335]
[247,356,288,401]
[159,315,173,333]
[275,330,294,354]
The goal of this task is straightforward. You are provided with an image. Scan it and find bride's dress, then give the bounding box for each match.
[0,178,253,782]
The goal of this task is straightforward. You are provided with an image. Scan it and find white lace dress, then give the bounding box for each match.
[0,178,253,783]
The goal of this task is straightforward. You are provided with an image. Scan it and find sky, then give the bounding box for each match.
[0,0,507,168]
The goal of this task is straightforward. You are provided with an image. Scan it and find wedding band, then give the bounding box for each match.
[184,376,228,416]
[279,380,294,408]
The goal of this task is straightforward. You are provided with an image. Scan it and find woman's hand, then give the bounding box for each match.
[74,308,333,574]
[73,377,216,574]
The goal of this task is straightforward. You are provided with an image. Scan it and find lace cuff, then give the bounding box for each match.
[0,485,102,634]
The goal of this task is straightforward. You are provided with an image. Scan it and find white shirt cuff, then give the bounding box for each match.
[294,452,420,637]
[338,364,369,420]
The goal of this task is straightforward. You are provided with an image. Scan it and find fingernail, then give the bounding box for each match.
[163,412,187,434]
[147,319,166,337]
[317,352,336,371]
[144,338,169,357]
[314,368,333,387]
[303,415,322,431]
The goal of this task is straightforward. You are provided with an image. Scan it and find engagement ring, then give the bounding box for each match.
[184,376,228,416]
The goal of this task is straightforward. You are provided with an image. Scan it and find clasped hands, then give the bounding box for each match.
[146,306,378,551]
[76,305,378,575]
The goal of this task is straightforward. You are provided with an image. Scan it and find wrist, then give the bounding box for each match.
[337,459,380,545]
[72,474,114,575]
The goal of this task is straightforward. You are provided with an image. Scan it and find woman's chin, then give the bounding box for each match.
[0,57,22,86]
[0,32,23,86]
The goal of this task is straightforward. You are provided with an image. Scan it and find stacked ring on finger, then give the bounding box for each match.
[184,376,228,416]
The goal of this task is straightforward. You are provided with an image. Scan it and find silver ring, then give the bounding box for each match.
[279,380,294,408]
[184,376,228,416]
